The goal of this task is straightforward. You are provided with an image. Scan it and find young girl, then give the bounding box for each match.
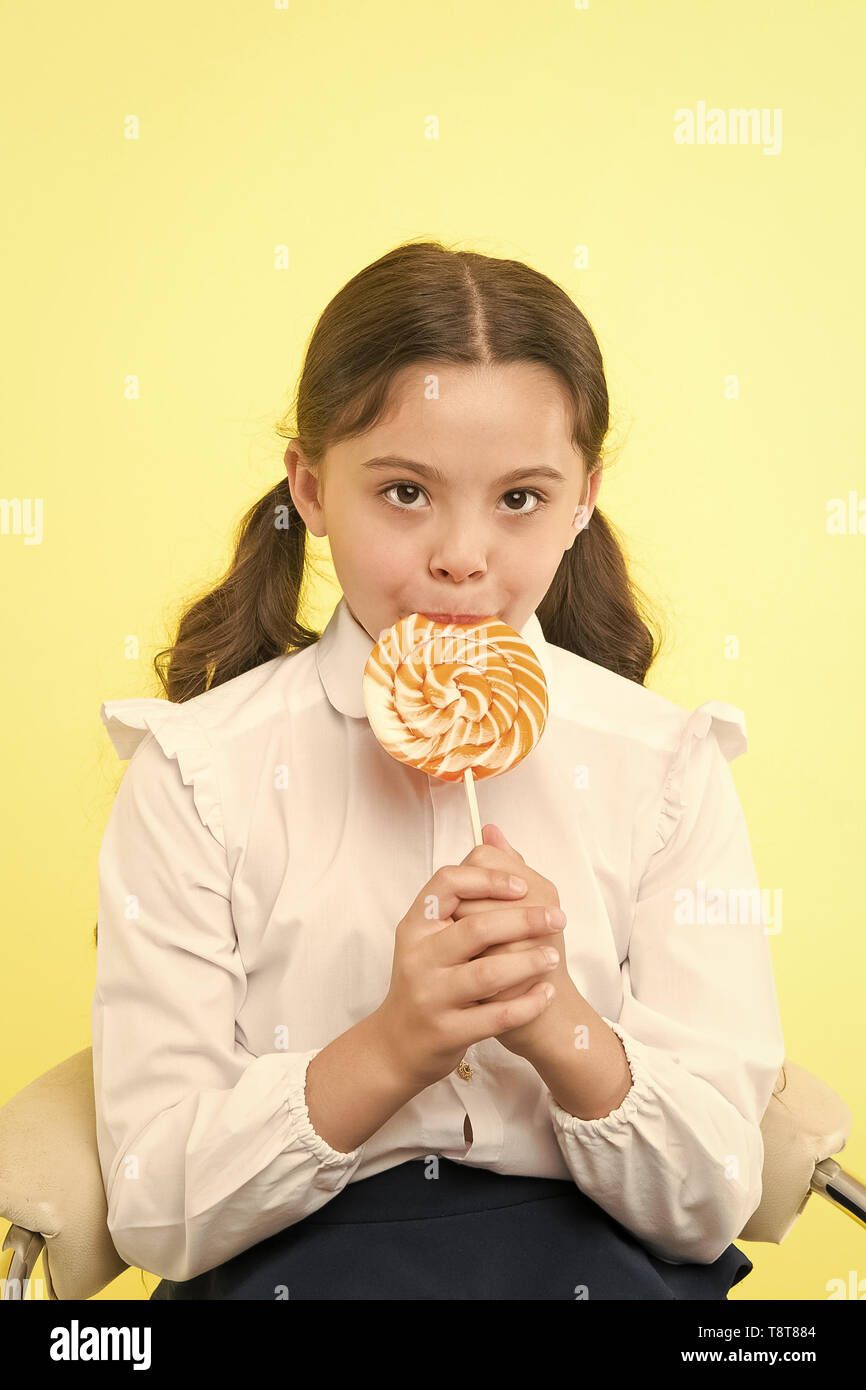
[92,239,786,1301]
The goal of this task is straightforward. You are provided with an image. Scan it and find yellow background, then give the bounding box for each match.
[1,0,863,1302]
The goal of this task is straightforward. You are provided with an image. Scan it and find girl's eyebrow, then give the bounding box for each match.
[361,455,567,486]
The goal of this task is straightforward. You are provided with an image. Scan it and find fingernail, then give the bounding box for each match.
[509,875,528,893]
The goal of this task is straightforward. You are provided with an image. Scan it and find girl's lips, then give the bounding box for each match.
[421,612,492,624]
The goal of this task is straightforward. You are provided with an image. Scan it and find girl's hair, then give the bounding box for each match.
[94,240,663,950]
[152,238,664,704]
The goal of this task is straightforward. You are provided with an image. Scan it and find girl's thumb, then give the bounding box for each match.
[483,822,522,859]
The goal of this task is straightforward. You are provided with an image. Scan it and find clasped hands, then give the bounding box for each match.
[451,823,575,1057]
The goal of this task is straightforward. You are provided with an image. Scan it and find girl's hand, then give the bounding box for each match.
[454,824,573,1056]
[375,856,563,1092]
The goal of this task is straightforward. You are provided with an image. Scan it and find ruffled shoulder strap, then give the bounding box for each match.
[100,697,225,849]
[654,699,747,853]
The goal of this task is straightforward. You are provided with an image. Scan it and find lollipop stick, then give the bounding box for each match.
[463,767,482,846]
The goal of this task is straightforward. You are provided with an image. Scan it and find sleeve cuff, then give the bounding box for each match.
[285,1048,367,1177]
[546,1017,656,1141]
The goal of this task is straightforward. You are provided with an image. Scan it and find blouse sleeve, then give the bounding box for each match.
[92,698,367,1283]
[546,701,786,1265]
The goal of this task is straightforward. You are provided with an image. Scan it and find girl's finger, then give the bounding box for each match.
[410,864,528,930]
[436,904,563,967]
[452,896,501,922]
[482,823,525,863]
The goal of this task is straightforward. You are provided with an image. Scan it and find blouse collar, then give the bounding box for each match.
[315,594,554,719]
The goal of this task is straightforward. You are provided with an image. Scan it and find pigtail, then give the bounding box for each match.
[539,502,663,684]
[152,477,318,703]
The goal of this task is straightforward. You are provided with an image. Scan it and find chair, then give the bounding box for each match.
[0,1048,863,1300]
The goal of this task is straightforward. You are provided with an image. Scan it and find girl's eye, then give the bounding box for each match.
[379,483,546,517]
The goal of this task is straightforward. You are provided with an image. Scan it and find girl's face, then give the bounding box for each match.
[285,361,601,643]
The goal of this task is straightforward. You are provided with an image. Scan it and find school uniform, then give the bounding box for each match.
[92,596,785,1299]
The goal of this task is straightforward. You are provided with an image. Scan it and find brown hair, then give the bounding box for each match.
[94,240,664,950]
[152,238,664,703]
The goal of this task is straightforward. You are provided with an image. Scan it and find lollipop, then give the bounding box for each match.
[363,612,548,845]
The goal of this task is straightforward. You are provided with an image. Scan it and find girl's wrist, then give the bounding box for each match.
[368,1004,432,1096]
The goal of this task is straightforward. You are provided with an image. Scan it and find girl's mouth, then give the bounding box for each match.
[420,612,495,625]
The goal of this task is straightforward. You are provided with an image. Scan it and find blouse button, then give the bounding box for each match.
[455,1057,474,1081]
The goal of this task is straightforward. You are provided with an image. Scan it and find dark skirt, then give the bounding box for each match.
[150,1157,753,1301]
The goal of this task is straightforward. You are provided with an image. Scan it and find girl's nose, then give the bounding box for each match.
[429,558,488,582]
[428,533,488,583]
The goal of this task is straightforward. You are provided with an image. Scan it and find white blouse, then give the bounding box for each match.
[92,595,785,1283]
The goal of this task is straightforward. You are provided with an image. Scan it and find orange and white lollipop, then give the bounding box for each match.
[362,612,548,844]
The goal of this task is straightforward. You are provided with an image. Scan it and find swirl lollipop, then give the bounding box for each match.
[362,612,548,845]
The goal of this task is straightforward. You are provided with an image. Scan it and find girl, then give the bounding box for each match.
[92,239,786,1301]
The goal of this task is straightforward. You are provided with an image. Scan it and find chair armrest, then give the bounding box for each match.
[0,1048,127,1300]
[739,1059,853,1243]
